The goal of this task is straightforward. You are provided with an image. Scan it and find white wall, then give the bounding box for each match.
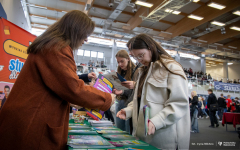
[206,63,240,81]
[179,59,201,72]
[206,65,223,80]
[1,0,30,31]
[228,64,240,80]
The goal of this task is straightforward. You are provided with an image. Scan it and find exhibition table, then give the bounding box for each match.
[222,112,240,131]
[68,119,159,150]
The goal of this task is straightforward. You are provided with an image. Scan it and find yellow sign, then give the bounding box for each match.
[3,39,28,59]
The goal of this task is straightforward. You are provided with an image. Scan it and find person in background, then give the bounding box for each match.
[226,95,232,112]
[92,60,95,67]
[117,34,190,149]
[218,93,226,122]
[230,98,237,112]
[197,97,202,119]
[207,89,219,128]
[0,85,10,110]
[96,61,100,67]
[234,79,237,84]
[112,50,136,133]
[190,91,199,133]
[201,97,209,119]
[88,60,92,66]
[0,10,115,150]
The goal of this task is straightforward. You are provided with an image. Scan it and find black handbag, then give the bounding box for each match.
[210,103,218,111]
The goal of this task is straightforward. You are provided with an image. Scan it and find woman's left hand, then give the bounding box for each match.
[88,72,97,80]
[121,81,135,89]
[148,121,156,135]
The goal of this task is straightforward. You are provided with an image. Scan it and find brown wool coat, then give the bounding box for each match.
[0,46,112,150]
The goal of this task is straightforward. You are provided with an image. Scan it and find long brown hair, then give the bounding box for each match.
[27,10,95,54]
[115,50,136,81]
[127,34,186,97]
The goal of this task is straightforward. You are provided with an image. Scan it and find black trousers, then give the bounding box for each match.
[104,108,114,123]
[209,110,218,126]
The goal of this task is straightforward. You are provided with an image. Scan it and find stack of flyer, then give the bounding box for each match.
[102,134,136,140]
[109,140,149,147]
[67,135,115,149]
[96,130,128,134]
[90,120,113,127]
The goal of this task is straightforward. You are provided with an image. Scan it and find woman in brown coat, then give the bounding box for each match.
[0,10,114,150]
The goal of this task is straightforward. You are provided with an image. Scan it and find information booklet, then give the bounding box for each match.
[93,74,113,93]
[69,125,91,130]
[103,71,128,90]
[69,123,86,126]
[68,130,97,135]
[109,140,149,147]
[102,134,136,140]
[143,105,150,136]
[84,108,105,121]
[97,130,128,134]
[67,135,114,149]
[92,127,119,130]
[90,120,113,127]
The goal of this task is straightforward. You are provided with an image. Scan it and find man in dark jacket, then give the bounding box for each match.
[207,89,219,128]
[218,93,226,122]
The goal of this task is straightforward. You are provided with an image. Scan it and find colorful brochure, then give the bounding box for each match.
[69,126,91,130]
[68,130,97,135]
[92,127,119,130]
[102,134,136,140]
[67,135,114,148]
[97,130,128,134]
[143,105,150,136]
[109,140,149,147]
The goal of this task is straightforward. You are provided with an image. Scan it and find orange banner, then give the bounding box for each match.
[0,18,36,83]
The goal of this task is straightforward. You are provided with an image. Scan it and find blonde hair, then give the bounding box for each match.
[191,91,197,98]
[198,97,202,101]
[115,50,136,81]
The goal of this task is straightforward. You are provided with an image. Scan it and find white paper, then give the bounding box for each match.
[103,71,128,91]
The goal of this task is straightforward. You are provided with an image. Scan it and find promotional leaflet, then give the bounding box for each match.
[109,140,149,147]
[103,71,128,90]
[67,135,114,148]
[143,105,150,136]
[68,130,97,135]
[69,125,91,130]
[97,130,128,134]
[92,127,119,130]
[102,135,136,140]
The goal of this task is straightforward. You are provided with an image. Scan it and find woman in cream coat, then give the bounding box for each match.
[117,34,190,150]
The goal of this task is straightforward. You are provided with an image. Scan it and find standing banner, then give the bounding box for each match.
[0,17,36,107]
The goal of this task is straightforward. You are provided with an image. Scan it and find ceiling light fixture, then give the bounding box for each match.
[188,14,204,20]
[193,0,200,2]
[227,63,233,65]
[228,46,237,49]
[230,26,240,31]
[233,10,240,16]
[211,21,225,26]
[165,9,181,15]
[135,0,153,8]
[207,2,226,10]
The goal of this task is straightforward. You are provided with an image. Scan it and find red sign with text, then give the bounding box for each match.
[0,17,36,83]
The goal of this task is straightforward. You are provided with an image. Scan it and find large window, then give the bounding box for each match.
[77,49,84,56]
[98,52,104,58]
[91,51,97,58]
[84,50,90,57]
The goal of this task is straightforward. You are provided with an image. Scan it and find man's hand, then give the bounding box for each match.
[88,72,97,80]
[121,81,136,89]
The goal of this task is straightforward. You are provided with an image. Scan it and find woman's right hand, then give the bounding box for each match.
[112,89,123,95]
[117,109,126,120]
[111,94,116,106]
